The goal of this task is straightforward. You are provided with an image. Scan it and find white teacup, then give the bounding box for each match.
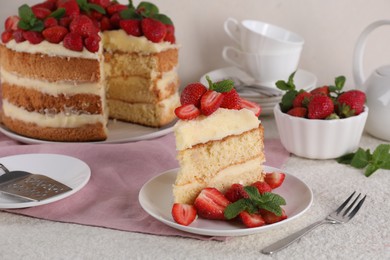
[224,18,304,54]
[222,46,301,84]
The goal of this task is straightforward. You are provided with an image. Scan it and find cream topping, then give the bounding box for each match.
[174,108,261,150]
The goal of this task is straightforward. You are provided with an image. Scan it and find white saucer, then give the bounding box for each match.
[0,153,91,209]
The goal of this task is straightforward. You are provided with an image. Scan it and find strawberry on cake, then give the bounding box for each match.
[0,0,179,142]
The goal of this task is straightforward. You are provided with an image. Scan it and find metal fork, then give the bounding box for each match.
[261,191,367,255]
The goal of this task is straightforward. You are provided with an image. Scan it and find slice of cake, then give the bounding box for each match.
[0,0,179,141]
[172,79,264,204]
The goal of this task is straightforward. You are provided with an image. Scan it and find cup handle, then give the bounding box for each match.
[222,46,244,68]
[224,18,241,45]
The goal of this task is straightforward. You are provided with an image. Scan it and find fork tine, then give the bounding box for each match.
[342,193,361,216]
[347,195,367,220]
[336,191,356,214]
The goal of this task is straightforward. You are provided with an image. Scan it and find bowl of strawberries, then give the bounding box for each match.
[274,73,368,159]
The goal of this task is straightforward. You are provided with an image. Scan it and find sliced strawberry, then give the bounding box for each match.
[259,208,287,224]
[292,91,312,108]
[224,183,249,203]
[194,187,230,220]
[180,83,207,107]
[63,32,83,51]
[310,86,329,96]
[200,90,223,116]
[251,181,272,194]
[42,26,68,43]
[171,203,197,226]
[12,30,25,43]
[239,211,265,228]
[58,0,80,18]
[141,18,167,43]
[1,31,13,43]
[106,3,127,15]
[44,17,58,28]
[240,98,261,117]
[32,6,51,20]
[264,172,286,189]
[5,15,20,31]
[84,34,101,53]
[287,107,307,118]
[23,31,44,44]
[174,104,200,120]
[119,19,142,37]
[70,15,98,38]
[221,89,241,109]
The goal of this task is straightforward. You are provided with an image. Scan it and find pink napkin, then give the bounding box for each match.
[0,132,290,241]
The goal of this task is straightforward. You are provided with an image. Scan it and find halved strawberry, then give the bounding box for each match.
[180,83,207,106]
[264,172,286,189]
[194,187,230,220]
[84,34,101,53]
[200,90,223,116]
[174,104,200,120]
[141,18,167,43]
[240,98,261,117]
[119,19,142,37]
[259,208,287,224]
[63,32,83,51]
[69,15,98,38]
[239,211,265,228]
[42,25,68,43]
[221,89,241,109]
[32,6,51,20]
[171,203,197,226]
[1,31,13,43]
[224,183,249,203]
[5,16,20,31]
[251,181,272,194]
[23,31,44,44]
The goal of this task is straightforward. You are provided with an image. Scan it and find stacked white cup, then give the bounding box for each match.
[223,18,304,87]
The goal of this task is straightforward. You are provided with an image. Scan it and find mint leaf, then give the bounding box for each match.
[120,8,141,19]
[365,164,379,177]
[372,144,390,168]
[153,13,173,25]
[137,2,159,17]
[224,198,256,219]
[337,152,355,164]
[89,3,106,14]
[19,4,35,22]
[213,79,234,93]
[49,8,66,19]
[350,148,371,169]
[279,90,298,112]
[244,187,286,216]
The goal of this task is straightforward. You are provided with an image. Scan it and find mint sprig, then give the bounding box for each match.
[276,71,298,112]
[77,0,106,14]
[328,75,346,97]
[206,75,234,93]
[337,144,390,177]
[17,4,44,32]
[49,8,66,19]
[137,1,159,17]
[224,186,286,220]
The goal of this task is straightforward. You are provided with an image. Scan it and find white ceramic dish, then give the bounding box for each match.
[139,166,313,237]
[0,119,176,144]
[274,105,369,159]
[0,153,90,209]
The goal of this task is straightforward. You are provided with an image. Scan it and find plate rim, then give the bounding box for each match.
[139,166,313,237]
[0,153,91,209]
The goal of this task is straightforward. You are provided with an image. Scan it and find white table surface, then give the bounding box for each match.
[0,115,389,260]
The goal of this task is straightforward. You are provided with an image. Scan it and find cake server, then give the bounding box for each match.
[0,163,72,202]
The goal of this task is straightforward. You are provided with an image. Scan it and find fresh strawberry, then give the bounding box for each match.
[69,15,98,38]
[89,0,111,8]
[22,31,44,44]
[42,26,68,43]
[221,89,241,109]
[99,16,112,31]
[224,184,249,203]
[59,16,72,27]
[194,188,230,220]
[58,0,80,18]
[310,86,330,96]
[1,31,13,43]
[287,107,307,118]
[5,16,20,31]
[240,98,262,117]
[89,10,104,21]
[12,30,25,43]
[32,6,51,20]
[141,18,167,43]
[259,208,287,224]
[33,1,56,11]
[171,203,197,226]
[84,34,101,53]
[109,13,121,29]
[337,90,366,117]
[174,104,200,120]
[63,32,83,51]
[44,17,58,28]
[119,19,142,37]
[264,172,286,189]
[307,95,334,119]
[251,181,272,194]
[164,24,175,43]
[293,91,312,108]
[180,83,207,107]
[200,90,223,116]
[106,3,127,15]
[239,211,265,228]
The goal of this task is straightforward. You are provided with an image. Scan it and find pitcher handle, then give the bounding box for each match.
[353,20,390,90]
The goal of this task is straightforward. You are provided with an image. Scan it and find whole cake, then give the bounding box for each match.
[172,79,264,204]
[0,0,179,142]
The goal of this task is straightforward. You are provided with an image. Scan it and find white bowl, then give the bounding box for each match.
[273,105,368,159]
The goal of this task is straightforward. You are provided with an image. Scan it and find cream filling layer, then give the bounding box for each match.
[0,68,103,96]
[102,30,179,54]
[174,108,261,150]
[2,39,101,59]
[2,100,106,128]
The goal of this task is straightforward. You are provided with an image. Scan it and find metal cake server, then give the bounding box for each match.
[0,163,72,202]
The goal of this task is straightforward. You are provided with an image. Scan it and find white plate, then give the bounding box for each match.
[0,153,90,208]
[139,166,313,237]
[0,119,176,144]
